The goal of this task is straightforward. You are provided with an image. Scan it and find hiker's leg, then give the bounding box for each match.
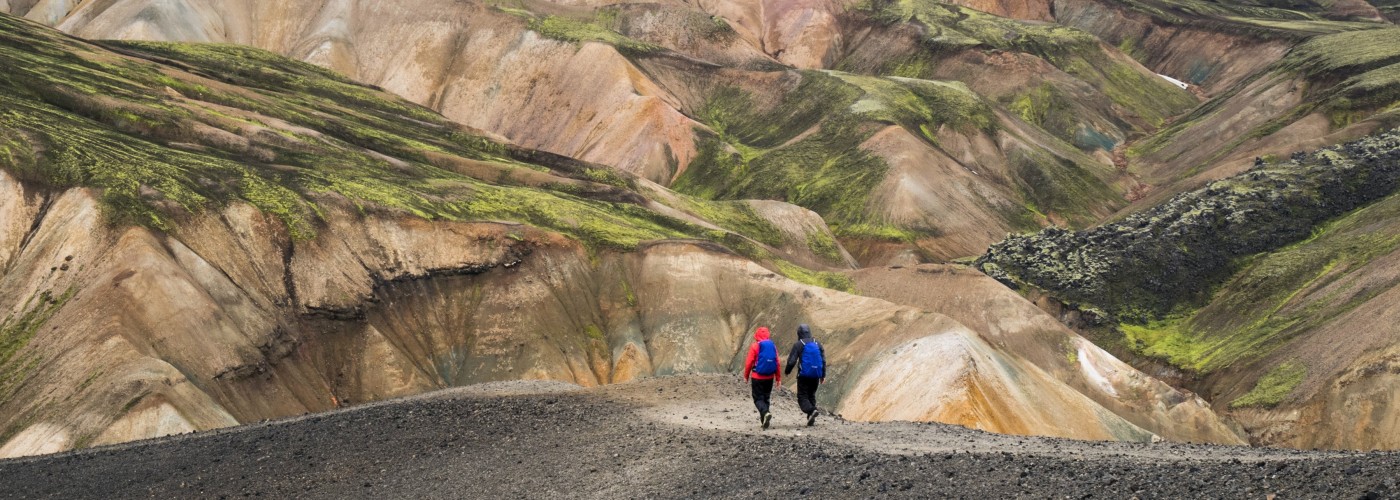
[751,378,773,416]
[797,377,819,415]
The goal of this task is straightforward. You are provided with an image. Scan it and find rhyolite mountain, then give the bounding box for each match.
[0,12,1239,458]
[3,0,1207,262]
[1,0,1399,453]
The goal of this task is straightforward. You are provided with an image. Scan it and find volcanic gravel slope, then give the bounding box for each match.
[0,375,1396,499]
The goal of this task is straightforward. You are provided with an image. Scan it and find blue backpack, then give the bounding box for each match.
[753,340,778,376]
[799,339,824,378]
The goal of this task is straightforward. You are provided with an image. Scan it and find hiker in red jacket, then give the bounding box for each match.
[742,326,782,429]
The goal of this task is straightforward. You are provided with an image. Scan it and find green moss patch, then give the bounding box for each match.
[672,72,891,230]
[1231,360,1306,408]
[775,260,856,292]
[805,229,844,263]
[671,198,784,247]
[526,15,661,55]
[1,288,74,404]
[1283,28,1400,77]
[494,5,661,56]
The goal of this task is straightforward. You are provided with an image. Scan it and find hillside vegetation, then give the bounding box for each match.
[1124,23,1400,189]
[0,13,849,287]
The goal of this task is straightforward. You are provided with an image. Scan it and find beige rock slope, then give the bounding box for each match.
[850,265,1240,444]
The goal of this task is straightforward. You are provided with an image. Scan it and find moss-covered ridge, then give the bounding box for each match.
[1130,27,1400,170]
[672,68,1121,244]
[979,129,1400,323]
[1282,27,1400,113]
[1095,0,1385,38]
[0,13,848,288]
[673,71,897,239]
[858,0,1197,130]
[490,3,664,57]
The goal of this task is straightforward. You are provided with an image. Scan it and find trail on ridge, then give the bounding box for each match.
[0,375,1394,499]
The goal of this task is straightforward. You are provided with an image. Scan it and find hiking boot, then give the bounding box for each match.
[761,412,772,430]
[807,410,818,427]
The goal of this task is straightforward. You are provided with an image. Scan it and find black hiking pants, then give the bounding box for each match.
[750,378,773,418]
[796,376,820,416]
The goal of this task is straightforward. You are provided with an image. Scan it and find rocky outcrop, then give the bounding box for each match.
[980,131,1400,318]
[978,131,1400,449]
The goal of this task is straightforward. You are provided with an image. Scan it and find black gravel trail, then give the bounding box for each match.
[0,376,1396,499]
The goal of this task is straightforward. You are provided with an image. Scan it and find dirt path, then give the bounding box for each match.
[1,375,1396,499]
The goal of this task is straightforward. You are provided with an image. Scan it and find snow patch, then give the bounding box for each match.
[1078,345,1119,397]
[1158,74,1189,90]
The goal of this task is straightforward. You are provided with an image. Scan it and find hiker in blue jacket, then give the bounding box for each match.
[783,324,826,427]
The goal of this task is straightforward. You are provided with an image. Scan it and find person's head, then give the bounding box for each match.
[797,324,811,340]
[754,326,770,341]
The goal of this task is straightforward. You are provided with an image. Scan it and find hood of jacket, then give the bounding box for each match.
[754,326,770,342]
[797,324,811,340]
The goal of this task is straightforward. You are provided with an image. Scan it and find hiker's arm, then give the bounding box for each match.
[742,343,757,380]
[783,343,801,375]
[820,344,827,383]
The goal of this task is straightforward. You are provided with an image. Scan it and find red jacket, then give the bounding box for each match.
[742,327,781,383]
